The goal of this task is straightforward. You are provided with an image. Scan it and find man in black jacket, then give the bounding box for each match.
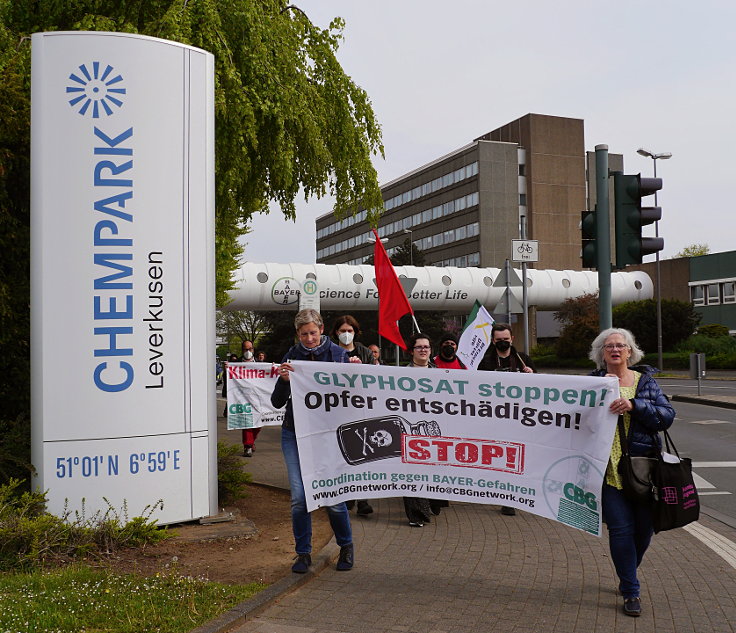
[478,323,535,373]
[478,323,535,515]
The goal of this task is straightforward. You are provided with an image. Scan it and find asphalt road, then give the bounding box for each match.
[666,398,736,526]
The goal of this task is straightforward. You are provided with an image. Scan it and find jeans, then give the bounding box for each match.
[602,484,653,599]
[281,427,352,554]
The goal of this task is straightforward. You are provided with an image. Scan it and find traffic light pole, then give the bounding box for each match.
[595,145,612,330]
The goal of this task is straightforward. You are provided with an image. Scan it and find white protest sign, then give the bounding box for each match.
[289,362,619,536]
[457,300,494,370]
[226,362,284,430]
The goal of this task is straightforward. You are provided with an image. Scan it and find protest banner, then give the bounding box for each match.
[226,362,284,430]
[288,362,619,536]
[457,300,494,370]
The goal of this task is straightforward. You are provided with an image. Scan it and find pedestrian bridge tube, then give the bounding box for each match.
[225,263,653,312]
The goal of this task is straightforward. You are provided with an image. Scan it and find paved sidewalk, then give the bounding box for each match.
[198,399,736,633]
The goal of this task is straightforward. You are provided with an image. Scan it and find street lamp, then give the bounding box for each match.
[403,228,414,266]
[636,148,672,371]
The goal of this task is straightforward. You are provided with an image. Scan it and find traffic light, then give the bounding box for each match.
[613,172,664,267]
[580,208,598,268]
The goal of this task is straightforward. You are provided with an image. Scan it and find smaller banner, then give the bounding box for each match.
[289,362,619,536]
[457,300,495,370]
[226,362,283,430]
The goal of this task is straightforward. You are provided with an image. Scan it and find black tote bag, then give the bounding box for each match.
[652,430,700,533]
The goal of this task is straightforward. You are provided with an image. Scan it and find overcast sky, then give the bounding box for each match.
[243,0,735,266]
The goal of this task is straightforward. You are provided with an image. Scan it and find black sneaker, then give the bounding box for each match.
[408,521,424,527]
[336,544,354,571]
[291,553,311,574]
[501,506,516,516]
[356,500,373,516]
[243,446,253,457]
[623,597,641,617]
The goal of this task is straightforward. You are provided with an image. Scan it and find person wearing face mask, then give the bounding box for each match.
[241,339,255,362]
[330,315,376,365]
[330,315,376,517]
[433,332,466,369]
[479,323,535,515]
[478,323,535,373]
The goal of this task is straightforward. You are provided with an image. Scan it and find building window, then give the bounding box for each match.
[723,281,736,304]
[707,284,720,305]
[519,193,527,206]
[691,286,704,306]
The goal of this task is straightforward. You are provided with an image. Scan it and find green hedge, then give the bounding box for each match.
[533,352,736,371]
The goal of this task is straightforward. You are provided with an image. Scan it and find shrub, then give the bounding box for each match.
[612,299,700,353]
[676,334,736,356]
[217,441,251,504]
[697,323,730,338]
[0,479,168,571]
[553,293,599,359]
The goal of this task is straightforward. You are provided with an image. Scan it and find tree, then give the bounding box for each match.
[216,310,270,353]
[553,293,600,359]
[676,243,710,258]
[612,299,701,354]
[0,1,384,483]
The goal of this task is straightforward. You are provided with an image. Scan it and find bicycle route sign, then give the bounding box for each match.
[512,240,539,263]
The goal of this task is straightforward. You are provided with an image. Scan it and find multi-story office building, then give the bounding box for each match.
[316,113,588,272]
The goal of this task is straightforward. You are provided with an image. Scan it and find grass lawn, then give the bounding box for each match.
[0,565,264,633]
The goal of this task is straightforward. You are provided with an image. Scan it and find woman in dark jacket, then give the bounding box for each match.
[402,333,446,526]
[271,309,354,574]
[589,327,675,618]
[331,314,376,517]
[330,314,376,366]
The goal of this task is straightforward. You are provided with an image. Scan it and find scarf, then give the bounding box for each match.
[297,334,332,360]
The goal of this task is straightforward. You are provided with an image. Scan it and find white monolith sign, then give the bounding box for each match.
[31,32,216,524]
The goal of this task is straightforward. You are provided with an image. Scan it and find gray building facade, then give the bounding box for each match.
[316,113,591,273]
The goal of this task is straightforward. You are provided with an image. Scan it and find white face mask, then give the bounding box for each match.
[243,350,253,360]
[338,331,354,345]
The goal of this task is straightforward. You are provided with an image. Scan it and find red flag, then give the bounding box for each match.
[373,229,413,349]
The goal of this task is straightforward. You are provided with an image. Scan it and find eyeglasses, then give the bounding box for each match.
[603,343,629,351]
[413,346,431,351]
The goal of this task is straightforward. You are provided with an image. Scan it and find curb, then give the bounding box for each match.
[671,394,736,409]
[190,539,340,633]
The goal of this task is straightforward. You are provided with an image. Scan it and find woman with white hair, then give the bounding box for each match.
[589,327,675,617]
[271,309,355,574]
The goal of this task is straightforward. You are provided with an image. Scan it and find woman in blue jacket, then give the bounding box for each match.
[271,309,354,574]
[589,327,675,618]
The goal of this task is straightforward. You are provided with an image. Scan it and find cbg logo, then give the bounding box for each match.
[66,62,126,118]
[563,483,597,511]
[543,455,603,535]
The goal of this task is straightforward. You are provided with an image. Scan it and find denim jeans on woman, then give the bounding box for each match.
[602,483,654,599]
[281,427,352,554]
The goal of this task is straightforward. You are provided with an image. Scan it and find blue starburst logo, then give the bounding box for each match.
[66,62,126,118]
